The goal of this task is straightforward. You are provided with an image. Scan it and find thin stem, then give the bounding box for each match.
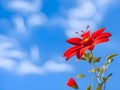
[89,51,110,90]
[103,83,106,90]
[90,51,101,84]
[92,62,101,83]
[101,66,105,78]
[101,81,106,90]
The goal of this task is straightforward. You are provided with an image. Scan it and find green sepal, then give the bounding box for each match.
[93,57,101,63]
[76,74,85,78]
[86,84,92,90]
[84,52,90,61]
[88,69,95,73]
[82,52,92,63]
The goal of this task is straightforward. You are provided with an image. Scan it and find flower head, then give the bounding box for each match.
[63,28,112,61]
[66,78,78,89]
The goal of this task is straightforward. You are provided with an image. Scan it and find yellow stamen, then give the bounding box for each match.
[83,38,90,42]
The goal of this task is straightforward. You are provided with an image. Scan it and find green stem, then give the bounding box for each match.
[92,61,101,83]
[90,51,109,90]
[90,51,101,84]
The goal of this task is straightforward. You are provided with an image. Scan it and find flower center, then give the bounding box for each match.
[83,38,90,42]
[82,37,93,46]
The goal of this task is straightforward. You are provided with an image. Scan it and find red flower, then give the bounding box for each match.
[63,28,112,61]
[66,78,78,89]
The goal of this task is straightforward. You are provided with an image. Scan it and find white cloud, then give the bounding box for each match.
[16,61,44,75]
[13,16,26,33]
[16,60,73,75]
[0,58,17,71]
[30,45,40,61]
[0,59,73,75]
[66,19,96,37]
[0,42,14,50]
[6,0,41,14]
[27,13,47,27]
[65,0,114,37]
[93,13,103,23]
[46,17,67,28]
[0,35,27,60]
[4,50,27,59]
[96,0,113,8]
[12,14,47,34]
[1,0,47,34]
[68,19,96,30]
[44,61,73,72]
[68,2,96,19]
[0,35,73,75]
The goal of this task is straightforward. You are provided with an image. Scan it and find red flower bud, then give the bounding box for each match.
[66,78,78,89]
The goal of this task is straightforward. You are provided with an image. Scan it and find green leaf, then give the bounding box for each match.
[106,54,118,60]
[105,54,117,66]
[102,77,107,82]
[86,84,92,90]
[93,57,101,63]
[102,73,112,82]
[88,69,95,73]
[81,57,87,60]
[106,73,112,81]
[105,59,113,66]
[76,74,85,78]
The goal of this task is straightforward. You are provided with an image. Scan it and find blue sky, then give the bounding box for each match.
[0,0,120,90]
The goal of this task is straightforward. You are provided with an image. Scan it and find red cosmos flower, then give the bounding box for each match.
[66,78,78,89]
[63,28,112,61]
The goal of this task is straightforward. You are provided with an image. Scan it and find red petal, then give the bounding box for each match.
[94,38,109,44]
[95,32,112,40]
[76,46,89,59]
[92,28,105,40]
[66,52,76,61]
[63,46,82,60]
[81,31,90,38]
[88,44,94,50]
[66,38,81,45]
[66,78,78,89]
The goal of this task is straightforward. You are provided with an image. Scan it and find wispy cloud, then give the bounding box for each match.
[30,45,40,62]
[0,0,74,75]
[0,35,73,75]
[16,60,73,75]
[13,16,27,34]
[43,61,73,73]
[0,35,27,60]
[0,58,17,71]
[68,2,96,19]
[63,0,115,37]
[27,13,47,27]
[16,61,44,75]
[0,0,46,35]
[5,0,42,14]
